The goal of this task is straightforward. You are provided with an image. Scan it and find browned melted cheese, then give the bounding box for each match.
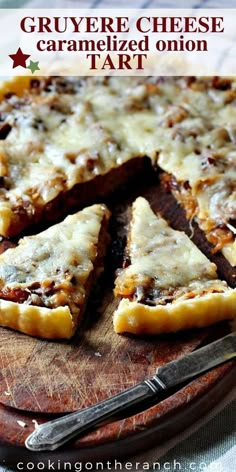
[0,76,235,264]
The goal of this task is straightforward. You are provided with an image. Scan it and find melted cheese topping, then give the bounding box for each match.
[0,203,109,325]
[0,76,236,265]
[115,197,228,301]
[0,77,163,237]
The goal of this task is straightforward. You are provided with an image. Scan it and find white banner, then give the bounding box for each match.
[1,8,236,76]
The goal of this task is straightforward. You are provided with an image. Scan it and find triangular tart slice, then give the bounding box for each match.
[0,203,110,339]
[114,197,236,334]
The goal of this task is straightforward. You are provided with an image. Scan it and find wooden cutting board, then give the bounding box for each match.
[0,167,235,468]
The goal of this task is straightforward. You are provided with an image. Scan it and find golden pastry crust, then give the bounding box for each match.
[0,300,73,339]
[114,291,236,334]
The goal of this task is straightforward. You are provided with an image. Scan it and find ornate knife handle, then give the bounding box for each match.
[25,375,167,452]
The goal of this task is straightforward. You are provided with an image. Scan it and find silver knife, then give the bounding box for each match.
[25,331,236,452]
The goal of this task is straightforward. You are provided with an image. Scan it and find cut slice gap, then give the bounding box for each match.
[0,203,110,339]
[114,197,236,334]
[161,173,236,267]
[157,173,236,288]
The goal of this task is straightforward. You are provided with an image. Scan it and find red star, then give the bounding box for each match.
[9,48,31,68]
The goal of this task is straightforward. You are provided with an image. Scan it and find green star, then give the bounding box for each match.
[27,60,40,74]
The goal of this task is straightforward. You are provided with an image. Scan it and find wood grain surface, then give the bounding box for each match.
[0,166,235,462]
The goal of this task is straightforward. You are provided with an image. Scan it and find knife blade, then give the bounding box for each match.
[25,331,236,452]
[156,330,236,388]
